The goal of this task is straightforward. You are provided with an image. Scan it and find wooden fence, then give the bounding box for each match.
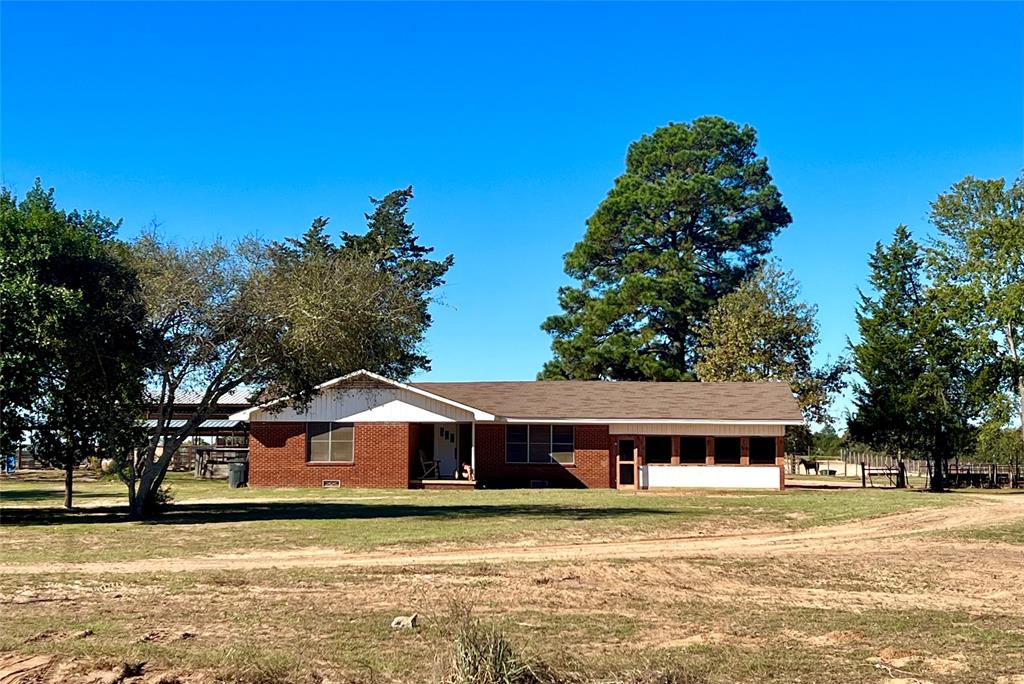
[789,449,1022,488]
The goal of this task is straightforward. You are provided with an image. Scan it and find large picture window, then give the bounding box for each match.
[308,422,354,463]
[506,425,574,465]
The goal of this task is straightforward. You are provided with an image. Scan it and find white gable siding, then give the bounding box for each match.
[247,388,475,423]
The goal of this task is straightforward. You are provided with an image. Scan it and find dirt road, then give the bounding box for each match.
[3,493,1020,576]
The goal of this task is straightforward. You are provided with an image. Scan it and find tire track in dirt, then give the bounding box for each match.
[2,494,1021,575]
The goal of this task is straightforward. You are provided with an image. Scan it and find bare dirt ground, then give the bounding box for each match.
[2,492,1020,576]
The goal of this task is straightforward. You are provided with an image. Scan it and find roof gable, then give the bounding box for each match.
[231,370,494,421]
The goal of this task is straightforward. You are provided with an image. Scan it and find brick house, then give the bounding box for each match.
[231,370,803,491]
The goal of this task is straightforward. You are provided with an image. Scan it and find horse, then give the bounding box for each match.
[799,457,820,475]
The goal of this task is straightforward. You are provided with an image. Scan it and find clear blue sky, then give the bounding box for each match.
[3,2,1022,422]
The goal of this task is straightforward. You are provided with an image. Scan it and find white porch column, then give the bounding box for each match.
[470,421,476,481]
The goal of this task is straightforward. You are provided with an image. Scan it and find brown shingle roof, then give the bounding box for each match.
[411,380,803,422]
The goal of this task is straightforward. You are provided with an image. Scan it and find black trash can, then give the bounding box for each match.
[228,462,248,488]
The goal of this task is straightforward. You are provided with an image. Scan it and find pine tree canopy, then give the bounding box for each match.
[540,116,792,381]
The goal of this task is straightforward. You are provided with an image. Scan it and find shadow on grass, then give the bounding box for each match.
[0,488,123,503]
[0,499,676,527]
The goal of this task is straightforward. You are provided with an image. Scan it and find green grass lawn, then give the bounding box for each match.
[0,470,956,565]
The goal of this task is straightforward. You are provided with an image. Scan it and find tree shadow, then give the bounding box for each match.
[0,488,122,503]
[0,499,675,527]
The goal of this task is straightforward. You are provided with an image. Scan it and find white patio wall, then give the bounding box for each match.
[640,464,782,490]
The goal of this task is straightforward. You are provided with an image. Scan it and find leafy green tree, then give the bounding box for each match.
[694,262,847,438]
[1,182,82,456]
[928,174,1024,456]
[848,226,998,491]
[540,117,792,380]
[812,425,845,456]
[0,181,149,507]
[975,420,1024,465]
[131,190,448,518]
[273,187,453,380]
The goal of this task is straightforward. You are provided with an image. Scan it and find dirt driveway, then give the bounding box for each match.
[3,492,1020,576]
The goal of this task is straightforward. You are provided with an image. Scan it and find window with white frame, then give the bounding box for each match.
[506,425,574,465]
[307,422,354,463]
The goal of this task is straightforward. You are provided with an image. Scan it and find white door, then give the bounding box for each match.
[433,425,458,478]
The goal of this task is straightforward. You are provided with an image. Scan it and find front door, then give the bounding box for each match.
[617,438,636,489]
[434,425,458,478]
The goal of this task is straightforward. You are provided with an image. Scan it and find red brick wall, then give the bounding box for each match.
[474,424,612,488]
[249,421,412,488]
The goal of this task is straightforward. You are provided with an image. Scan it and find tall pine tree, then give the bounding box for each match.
[540,116,792,380]
[848,226,997,491]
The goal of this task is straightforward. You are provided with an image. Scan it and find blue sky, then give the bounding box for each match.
[3,2,1022,422]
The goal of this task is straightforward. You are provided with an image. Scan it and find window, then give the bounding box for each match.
[551,426,574,464]
[750,437,777,464]
[680,437,706,464]
[308,422,354,463]
[506,425,574,465]
[646,436,672,464]
[714,437,741,464]
[529,425,551,463]
[506,425,528,463]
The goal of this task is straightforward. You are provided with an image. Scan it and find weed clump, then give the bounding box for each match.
[437,605,564,684]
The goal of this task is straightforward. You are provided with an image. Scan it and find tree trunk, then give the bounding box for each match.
[929,432,949,493]
[128,439,178,519]
[1008,325,1024,457]
[1017,374,1024,459]
[63,463,74,509]
[128,461,161,519]
[929,458,945,492]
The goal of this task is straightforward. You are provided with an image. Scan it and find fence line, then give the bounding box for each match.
[789,449,1022,488]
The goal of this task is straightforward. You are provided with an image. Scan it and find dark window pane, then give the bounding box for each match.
[552,425,574,444]
[680,437,706,464]
[529,442,551,463]
[507,442,528,463]
[618,440,636,462]
[715,437,741,464]
[619,462,635,485]
[529,425,551,444]
[646,436,672,463]
[332,425,353,444]
[308,422,331,441]
[507,425,528,443]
